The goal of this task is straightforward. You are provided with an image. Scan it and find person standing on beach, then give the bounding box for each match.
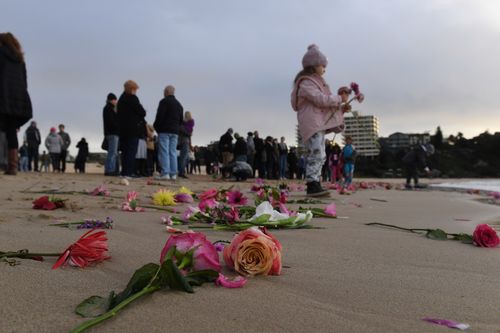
[0,32,32,175]
[57,124,70,173]
[342,136,356,188]
[233,133,248,162]
[246,132,255,171]
[253,131,265,178]
[145,123,155,176]
[178,111,194,179]
[45,127,64,172]
[117,80,146,179]
[402,144,433,189]
[74,137,89,173]
[153,85,183,180]
[103,93,119,176]
[24,121,40,171]
[219,128,234,168]
[278,136,288,180]
[291,44,360,196]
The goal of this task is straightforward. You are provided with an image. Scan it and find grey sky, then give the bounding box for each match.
[3,0,500,155]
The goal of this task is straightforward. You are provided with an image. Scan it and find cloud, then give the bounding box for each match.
[3,0,499,156]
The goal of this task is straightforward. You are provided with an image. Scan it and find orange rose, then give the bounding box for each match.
[223,227,282,276]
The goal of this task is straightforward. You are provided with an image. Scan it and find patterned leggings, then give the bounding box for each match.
[305,131,326,182]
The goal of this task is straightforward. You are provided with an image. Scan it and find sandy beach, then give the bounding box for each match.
[0,172,499,333]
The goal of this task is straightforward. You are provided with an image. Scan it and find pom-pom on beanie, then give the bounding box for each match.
[302,44,328,68]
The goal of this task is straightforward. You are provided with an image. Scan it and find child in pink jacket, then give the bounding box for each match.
[291,44,351,196]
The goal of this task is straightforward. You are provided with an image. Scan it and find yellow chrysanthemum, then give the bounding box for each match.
[152,189,176,206]
[177,186,194,195]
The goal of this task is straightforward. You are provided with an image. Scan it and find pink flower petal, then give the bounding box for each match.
[324,202,337,217]
[215,273,247,288]
[422,318,470,330]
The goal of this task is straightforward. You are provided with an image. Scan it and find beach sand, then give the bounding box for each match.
[0,172,499,333]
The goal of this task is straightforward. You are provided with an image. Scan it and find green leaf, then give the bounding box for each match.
[111,263,159,307]
[75,292,114,318]
[158,259,193,293]
[184,270,219,286]
[426,229,448,240]
[453,233,474,244]
[252,214,271,224]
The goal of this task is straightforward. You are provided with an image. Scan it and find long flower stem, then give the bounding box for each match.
[365,222,430,233]
[69,285,160,333]
[0,252,61,259]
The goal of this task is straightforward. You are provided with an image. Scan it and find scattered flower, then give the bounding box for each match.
[52,230,110,269]
[122,191,145,212]
[152,189,177,206]
[174,192,194,203]
[178,186,194,195]
[215,273,247,288]
[199,198,218,211]
[198,188,218,201]
[224,206,240,224]
[324,202,337,217]
[89,184,110,196]
[223,227,282,276]
[77,217,113,229]
[422,318,470,331]
[182,206,200,222]
[160,232,221,272]
[214,242,226,252]
[226,190,248,206]
[161,216,173,226]
[32,196,65,210]
[472,224,499,248]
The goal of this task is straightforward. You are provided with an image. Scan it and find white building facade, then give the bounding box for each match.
[343,115,380,157]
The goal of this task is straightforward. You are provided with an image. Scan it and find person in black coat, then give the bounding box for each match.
[117,80,146,178]
[102,93,119,175]
[253,131,265,178]
[74,138,89,173]
[153,85,183,180]
[402,144,434,189]
[233,133,248,162]
[0,32,32,175]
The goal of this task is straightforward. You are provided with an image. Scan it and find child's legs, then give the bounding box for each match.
[344,163,354,185]
[304,131,326,183]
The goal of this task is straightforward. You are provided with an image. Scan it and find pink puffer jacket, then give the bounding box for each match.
[291,73,344,143]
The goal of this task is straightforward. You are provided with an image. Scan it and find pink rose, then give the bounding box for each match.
[160,232,221,272]
[198,198,218,211]
[223,227,282,276]
[198,188,218,201]
[472,224,500,248]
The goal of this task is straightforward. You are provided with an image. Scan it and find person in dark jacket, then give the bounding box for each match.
[253,131,265,178]
[24,121,40,171]
[117,80,146,178]
[402,144,434,189]
[233,133,248,162]
[57,124,71,173]
[153,85,183,180]
[0,32,32,175]
[74,138,89,173]
[103,93,119,175]
[219,128,234,167]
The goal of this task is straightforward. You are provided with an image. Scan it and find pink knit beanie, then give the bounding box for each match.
[302,44,328,68]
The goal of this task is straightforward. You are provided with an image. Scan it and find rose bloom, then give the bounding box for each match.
[160,232,221,272]
[472,224,500,248]
[223,227,282,276]
[198,188,218,201]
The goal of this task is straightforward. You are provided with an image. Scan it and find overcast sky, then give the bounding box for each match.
[3,0,500,155]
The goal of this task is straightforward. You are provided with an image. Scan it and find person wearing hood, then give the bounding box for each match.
[291,44,362,196]
[0,32,32,175]
[75,138,89,173]
[45,127,64,172]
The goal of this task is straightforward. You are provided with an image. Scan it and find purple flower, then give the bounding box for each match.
[226,190,248,206]
[214,242,226,252]
[174,193,194,203]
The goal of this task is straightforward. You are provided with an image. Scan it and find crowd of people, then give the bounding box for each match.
[4,34,435,196]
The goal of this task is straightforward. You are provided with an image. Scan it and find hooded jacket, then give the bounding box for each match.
[291,73,344,143]
[45,132,64,154]
[0,45,32,130]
